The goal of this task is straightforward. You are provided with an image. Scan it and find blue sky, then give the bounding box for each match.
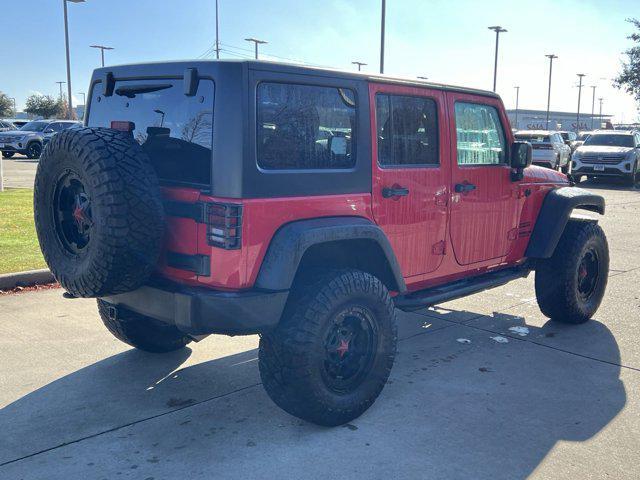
[1,0,638,122]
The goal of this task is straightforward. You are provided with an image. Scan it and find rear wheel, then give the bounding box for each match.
[535,220,609,324]
[1,151,14,158]
[259,269,397,426]
[97,300,191,353]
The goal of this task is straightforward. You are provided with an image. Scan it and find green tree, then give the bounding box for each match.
[614,18,640,111]
[0,92,13,117]
[24,94,62,119]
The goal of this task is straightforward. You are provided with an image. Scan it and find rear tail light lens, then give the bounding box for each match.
[110,120,135,132]
[206,202,242,249]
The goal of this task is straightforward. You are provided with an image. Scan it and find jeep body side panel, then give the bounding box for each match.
[525,186,605,258]
[254,216,406,293]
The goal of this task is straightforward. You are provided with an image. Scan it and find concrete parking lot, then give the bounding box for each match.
[1,154,37,189]
[1,180,639,479]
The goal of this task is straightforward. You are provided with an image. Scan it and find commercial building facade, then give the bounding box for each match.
[506,108,612,131]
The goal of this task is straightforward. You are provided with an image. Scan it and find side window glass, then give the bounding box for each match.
[454,102,506,165]
[376,93,439,166]
[257,82,356,170]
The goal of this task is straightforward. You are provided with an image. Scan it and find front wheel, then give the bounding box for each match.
[26,142,42,159]
[97,300,191,353]
[535,220,609,324]
[259,269,397,426]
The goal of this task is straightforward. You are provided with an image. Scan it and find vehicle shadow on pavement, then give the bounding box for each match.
[0,310,627,480]
[577,177,638,191]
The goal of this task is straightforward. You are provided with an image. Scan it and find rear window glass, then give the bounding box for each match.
[257,82,356,170]
[87,78,214,188]
[515,133,550,143]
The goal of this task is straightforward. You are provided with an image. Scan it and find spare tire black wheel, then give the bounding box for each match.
[34,127,165,298]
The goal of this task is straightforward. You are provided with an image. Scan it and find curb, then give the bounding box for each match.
[0,269,55,291]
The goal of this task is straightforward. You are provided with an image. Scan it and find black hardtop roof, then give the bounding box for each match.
[93,59,500,99]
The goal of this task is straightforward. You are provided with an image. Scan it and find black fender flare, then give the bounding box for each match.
[526,187,605,259]
[254,216,407,293]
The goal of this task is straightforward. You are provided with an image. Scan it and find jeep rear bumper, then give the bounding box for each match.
[101,283,288,336]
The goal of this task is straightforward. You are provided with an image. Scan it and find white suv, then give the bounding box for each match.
[572,130,640,185]
[514,130,572,174]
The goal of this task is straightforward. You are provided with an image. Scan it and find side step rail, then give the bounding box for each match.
[394,266,531,311]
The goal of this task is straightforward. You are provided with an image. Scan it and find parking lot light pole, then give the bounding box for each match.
[514,86,520,129]
[56,81,66,100]
[590,85,597,130]
[351,61,367,71]
[63,0,85,120]
[545,54,557,129]
[380,0,386,74]
[244,38,267,59]
[90,45,114,67]
[488,26,507,92]
[576,73,586,133]
[598,97,604,129]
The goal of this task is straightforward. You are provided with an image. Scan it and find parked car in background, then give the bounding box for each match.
[572,130,640,185]
[0,120,17,132]
[574,131,592,149]
[0,119,79,158]
[558,131,580,153]
[514,130,571,173]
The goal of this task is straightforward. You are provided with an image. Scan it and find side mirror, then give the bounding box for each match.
[44,128,54,134]
[510,141,532,181]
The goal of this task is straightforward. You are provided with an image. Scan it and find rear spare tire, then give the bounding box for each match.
[34,127,164,298]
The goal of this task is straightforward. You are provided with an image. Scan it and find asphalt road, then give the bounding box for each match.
[1,179,639,479]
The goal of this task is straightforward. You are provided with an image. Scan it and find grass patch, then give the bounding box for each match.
[0,188,46,274]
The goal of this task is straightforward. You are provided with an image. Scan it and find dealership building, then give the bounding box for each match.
[506,108,612,131]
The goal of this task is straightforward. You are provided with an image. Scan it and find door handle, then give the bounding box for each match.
[454,183,477,193]
[382,186,410,198]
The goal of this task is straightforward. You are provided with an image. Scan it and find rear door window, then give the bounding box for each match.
[256,82,356,170]
[375,94,439,166]
[87,78,214,188]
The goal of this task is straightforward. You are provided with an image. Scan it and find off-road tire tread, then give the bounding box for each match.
[259,269,397,426]
[34,127,164,297]
[535,219,609,324]
[97,299,190,353]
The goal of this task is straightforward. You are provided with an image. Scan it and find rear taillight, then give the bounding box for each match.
[110,120,135,132]
[206,202,243,249]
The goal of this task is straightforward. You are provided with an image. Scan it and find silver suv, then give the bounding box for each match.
[0,119,79,159]
[572,130,640,185]
[513,130,572,174]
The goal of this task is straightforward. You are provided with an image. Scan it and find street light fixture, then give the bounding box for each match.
[488,26,507,92]
[576,73,586,133]
[63,0,85,120]
[90,44,114,67]
[244,38,267,59]
[351,61,367,71]
[417,76,429,80]
[544,54,558,129]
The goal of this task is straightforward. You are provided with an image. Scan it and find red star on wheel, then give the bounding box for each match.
[336,339,350,358]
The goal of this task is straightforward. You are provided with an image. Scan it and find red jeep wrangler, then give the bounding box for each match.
[34,61,608,426]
